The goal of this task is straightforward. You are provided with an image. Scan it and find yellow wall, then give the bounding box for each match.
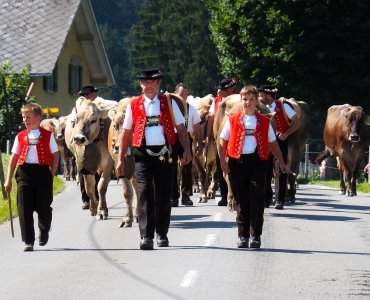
[31,23,92,117]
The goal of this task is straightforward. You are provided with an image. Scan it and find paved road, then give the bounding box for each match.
[1,179,370,299]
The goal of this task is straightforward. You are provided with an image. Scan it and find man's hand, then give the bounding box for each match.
[116,159,125,178]
[181,150,192,165]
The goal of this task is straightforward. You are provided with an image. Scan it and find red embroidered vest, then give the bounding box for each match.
[131,94,176,147]
[213,96,223,115]
[227,112,270,160]
[273,100,290,135]
[17,127,52,165]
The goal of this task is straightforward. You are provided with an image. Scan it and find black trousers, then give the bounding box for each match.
[134,145,174,239]
[276,138,288,203]
[228,153,268,238]
[15,164,53,245]
[216,153,228,200]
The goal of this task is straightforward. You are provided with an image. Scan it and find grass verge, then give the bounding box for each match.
[309,179,370,193]
[0,154,65,224]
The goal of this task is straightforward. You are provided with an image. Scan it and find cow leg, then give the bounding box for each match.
[84,174,98,216]
[193,155,208,203]
[338,168,346,195]
[348,168,358,197]
[63,159,70,180]
[71,157,77,181]
[96,168,112,220]
[119,178,135,227]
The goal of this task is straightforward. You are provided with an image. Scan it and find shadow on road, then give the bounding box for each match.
[270,212,359,222]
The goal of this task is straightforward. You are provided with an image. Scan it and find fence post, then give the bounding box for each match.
[368,146,370,183]
[6,140,10,155]
[304,144,309,180]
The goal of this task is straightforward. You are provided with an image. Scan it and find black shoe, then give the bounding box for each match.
[218,198,227,206]
[274,201,284,210]
[82,201,89,210]
[139,237,154,250]
[237,237,249,248]
[39,231,49,246]
[156,234,169,247]
[171,199,179,207]
[250,236,261,248]
[181,196,193,206]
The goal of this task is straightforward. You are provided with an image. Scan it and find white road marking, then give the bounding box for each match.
[180,270,198,287]
[213,212,223,221]
[203,233,216,247]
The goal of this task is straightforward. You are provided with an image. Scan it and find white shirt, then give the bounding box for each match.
[267,101,296,119]
[220,115,276,154]
[12,129,59,164]
[123,94,185,146]
[186,103,201,133]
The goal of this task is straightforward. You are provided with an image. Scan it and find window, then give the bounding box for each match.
[43,64,58,93]
[68,59,82,95]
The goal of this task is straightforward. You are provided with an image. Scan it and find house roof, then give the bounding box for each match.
[0,0,115,87]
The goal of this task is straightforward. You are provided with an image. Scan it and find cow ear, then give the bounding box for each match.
[52,118,59,128]
[108,108,117,120]
[366,116,370,126]
[341,107,350,118]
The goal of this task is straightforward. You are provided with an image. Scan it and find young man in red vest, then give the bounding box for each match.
[4,103,59,251]
[206,78,237,206]
[219,86,288,248]
[116,68,191,250]
[258,85,301,209]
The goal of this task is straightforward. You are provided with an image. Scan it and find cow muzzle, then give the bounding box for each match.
[73,134,89,145]
[348,134,360,142]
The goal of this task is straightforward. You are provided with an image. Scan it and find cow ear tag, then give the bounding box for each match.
[159,156,164,162]
[168,157,173,164]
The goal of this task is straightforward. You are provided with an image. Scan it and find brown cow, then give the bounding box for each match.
[52,116,77,181]
[282,98,310,202]
[65,98,118,219]
[40,117,77,181]
[107,97,139,227]
[316,104,369,196]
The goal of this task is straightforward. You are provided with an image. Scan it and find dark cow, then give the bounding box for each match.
[282,98,310,202]
[316,104,369,196]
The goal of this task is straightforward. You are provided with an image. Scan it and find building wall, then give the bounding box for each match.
[31,23,92,117]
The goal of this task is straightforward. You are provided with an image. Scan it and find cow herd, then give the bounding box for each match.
[40,96,369,225]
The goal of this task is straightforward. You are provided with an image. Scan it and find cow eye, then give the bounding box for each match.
[90,119,97,124]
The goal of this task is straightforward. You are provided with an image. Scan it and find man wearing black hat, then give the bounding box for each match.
[206,78,237,206]
[258,85,301,209]
[116,68,192,250]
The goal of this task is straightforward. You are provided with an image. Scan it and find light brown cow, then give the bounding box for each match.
[316,104,369,196]
[107,97,139,227]
[65,98,118,219]
[40,117,77,181]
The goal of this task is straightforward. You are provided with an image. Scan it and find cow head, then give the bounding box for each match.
[53,116,68,141]
[73,98,117,146]
[108,97,133,154]
[341,105,366,142]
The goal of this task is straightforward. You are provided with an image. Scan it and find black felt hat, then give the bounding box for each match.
[137,68,163,80]
[215,78,237,90]
[257,85,278,94]
[78,85,98,96]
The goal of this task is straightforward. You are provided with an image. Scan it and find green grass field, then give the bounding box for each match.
[310,179,370,193]
[0,154,65,224]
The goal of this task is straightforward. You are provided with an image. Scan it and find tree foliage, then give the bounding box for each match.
[91,0,145,97]
[206,0,370,109]
[0,62,34,150]
[128,0,220,96]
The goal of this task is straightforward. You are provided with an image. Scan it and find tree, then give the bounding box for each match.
[0,62,34,151]
[206,0,370,110]
[91,0,145,97]
[128,0,220,96]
